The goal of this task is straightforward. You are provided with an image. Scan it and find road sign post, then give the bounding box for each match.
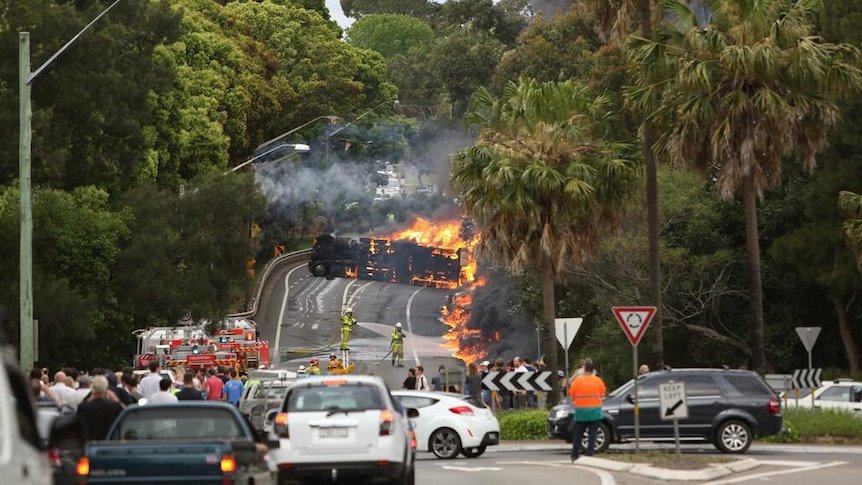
[795,327,821,371]
[612,306,656,454]
[795,326,821,409]
[555,317,583,385]
[659,381,688,461]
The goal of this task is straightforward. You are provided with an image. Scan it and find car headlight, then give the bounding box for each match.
[553,408,571,419]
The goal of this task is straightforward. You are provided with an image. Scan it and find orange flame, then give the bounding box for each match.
[440,275,496,364]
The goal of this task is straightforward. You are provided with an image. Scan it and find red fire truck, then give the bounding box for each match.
[133,319,270,371]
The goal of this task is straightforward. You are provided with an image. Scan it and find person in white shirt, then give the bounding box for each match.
[72,375,93,407]
[415,365,430,391]
[148,378,178,404]
[139,361,163,399]
[51,371,79,408]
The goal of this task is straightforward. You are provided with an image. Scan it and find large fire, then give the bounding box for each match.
[382,217,492,364]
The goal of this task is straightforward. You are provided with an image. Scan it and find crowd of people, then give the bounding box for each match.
[27,361,254,441]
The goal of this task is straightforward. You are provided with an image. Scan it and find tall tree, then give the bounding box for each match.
[580,0,666,369]
[626,0,862,372]
[451,77,640,404]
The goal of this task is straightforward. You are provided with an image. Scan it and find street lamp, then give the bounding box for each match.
[326,100,399,164]
[18,0,124,370]
[226,143,310,173]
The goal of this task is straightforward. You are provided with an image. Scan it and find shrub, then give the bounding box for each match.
[497,410,548,440]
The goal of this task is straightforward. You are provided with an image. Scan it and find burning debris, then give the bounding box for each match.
[308,218,478,289]
[308,217,531,363]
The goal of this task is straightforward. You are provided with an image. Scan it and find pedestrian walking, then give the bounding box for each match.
[402,368,416,390]
[568,358,606,462]
[223,370,244,405]
[176,372,204,400]
[139,361,162,399]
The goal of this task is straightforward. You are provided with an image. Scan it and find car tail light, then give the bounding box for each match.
[768,397,781,414]
[410,428,417,449]
[274,412,289,438]
[379,410,394,436]
[45,448,61,467]
[220,454,236,473]
[449,406,474,416]
[76,457,90,476]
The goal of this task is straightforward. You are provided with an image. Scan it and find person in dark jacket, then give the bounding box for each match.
[76,375,124,441]
[176,372,204,400]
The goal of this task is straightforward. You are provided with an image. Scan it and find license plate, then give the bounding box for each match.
[319,427,348,438]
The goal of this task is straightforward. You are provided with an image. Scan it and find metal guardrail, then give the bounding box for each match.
[228,249,312,320]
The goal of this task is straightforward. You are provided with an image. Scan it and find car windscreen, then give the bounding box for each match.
[286,385,383,413]
[111,407,242,440]
[461,395,487,409]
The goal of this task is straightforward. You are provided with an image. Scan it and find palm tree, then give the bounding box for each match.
[580,0,666,369]
[626,0,862,372]
[451,77,641,404]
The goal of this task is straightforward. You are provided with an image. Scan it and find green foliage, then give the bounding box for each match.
[346,14,434,59]
[496,409,548,440]
[760,407,862,443]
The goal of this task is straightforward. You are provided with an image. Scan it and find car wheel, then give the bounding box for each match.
[714,420,752,454]
[579,422,610,454]
[310,262,328,277]
[460,445,486,458]
[430,428,462,459]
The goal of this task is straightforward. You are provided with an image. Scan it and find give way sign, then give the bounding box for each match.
[612,306,656,346]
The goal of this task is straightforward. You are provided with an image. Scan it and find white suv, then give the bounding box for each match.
[267,375,416,485]
[784,379,862,414]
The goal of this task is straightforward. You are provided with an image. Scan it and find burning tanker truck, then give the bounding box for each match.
[308,234,467,288]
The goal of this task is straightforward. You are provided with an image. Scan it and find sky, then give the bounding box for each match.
[325,0,354,29]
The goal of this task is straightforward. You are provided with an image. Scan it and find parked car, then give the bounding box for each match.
[267,375,417,484]
[240,378,293,433]
[783,379,862,414]
[61,401,272,484]
[0,347,54,484]
[391,390,500,459]
[547,368,783,454]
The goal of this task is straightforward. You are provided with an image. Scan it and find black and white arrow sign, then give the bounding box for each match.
[791,368,822,389]
[482,371,554,392]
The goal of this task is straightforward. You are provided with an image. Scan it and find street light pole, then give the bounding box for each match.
[18,0,124,370]
[226,143,310,174]
[325,100,398,165]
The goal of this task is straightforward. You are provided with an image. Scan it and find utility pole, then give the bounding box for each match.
[18,0,124,370]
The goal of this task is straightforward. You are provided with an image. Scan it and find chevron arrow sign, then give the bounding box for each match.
[482,371,554,392]
[791,368,822,390]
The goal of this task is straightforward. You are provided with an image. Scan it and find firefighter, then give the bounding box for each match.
[390,322,406,367]
[327,353,342,373]
[339,307,356,351]
[307,358,321,375]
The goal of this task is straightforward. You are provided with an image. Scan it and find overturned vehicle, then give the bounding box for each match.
[308,234,465,288]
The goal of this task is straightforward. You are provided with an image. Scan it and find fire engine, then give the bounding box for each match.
[133,319,270,371]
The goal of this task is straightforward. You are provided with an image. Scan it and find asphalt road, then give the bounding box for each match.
[415,443,862,485]
[252,258,462,389]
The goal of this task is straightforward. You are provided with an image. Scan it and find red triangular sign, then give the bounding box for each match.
[612,306,657,346]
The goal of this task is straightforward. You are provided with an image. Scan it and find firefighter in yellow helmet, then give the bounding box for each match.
[327,353,342,373]
[339,307,356,351]
[390,322,406,367]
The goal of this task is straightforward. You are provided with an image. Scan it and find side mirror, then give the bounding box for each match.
[625,393,636,404]
[406,407,419,419]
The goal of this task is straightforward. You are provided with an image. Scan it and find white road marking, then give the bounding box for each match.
[495,460,615,485]
[274,264,304,366]
[700,460,846,485]
[406,288,422,366]
[440,466,502,472]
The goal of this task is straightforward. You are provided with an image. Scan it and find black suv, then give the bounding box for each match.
[547,368,783,454]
